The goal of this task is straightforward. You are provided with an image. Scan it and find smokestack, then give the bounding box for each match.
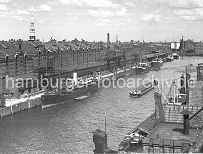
[180,109,192,135]
[107,33,110,44]
[73,72,78,85]
[107,33,110,53]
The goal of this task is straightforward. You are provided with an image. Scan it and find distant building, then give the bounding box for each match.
[183,39,195,54]
[195,42,203,56]
[170,42,180,50]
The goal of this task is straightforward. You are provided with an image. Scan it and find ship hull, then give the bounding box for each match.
[130,86,154,98]
[173,56,179,59]
[135,67,145,74]
[130,81,155,98]
[41,83,98,106]
[151,61,162,71]
[167,58,173,62]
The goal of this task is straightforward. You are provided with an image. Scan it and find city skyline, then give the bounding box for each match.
[1,0,203,42]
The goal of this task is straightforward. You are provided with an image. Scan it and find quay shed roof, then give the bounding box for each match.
[144,52,167,59]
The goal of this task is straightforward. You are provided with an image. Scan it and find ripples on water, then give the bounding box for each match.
[0,56,203,153]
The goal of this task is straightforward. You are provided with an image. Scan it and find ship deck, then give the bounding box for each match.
[5,91,45,107]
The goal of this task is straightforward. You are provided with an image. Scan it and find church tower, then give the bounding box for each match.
[29,14,36,41]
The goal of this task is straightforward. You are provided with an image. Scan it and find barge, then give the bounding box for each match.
[129,80,158,97]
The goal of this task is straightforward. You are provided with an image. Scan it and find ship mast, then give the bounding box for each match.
[104,113,107,153]
[173,68,176,104]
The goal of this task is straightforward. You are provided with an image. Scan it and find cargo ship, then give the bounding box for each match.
[41,67,130,107]
[41,73,99,107]
[129,80,158,97]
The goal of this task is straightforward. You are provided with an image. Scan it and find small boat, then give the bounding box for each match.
[172,53,179,59]
[139,62,150,73]
[134,62,149,74]
[135,64,143,74]
[151,58,163,71]
[166,55,173,62]
[118,128,148,151]
[129,80,158,97]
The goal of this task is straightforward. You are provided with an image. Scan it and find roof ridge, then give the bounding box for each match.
[189,107,203,120]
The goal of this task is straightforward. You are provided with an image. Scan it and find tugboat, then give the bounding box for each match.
[172,53,179,59]
[135,62,149,74]
[129,80,158,97]
[150,58,163,71]
[139,62,150,73]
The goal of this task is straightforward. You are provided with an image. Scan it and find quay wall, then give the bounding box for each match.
[0,97,41,118]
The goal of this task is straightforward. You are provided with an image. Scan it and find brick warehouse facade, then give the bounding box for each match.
[0,38,171,96]
[0,38,148,78]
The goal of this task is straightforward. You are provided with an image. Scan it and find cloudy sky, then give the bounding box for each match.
[0,0,203,42]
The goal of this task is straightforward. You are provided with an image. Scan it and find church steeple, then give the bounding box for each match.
[29,14,36,41]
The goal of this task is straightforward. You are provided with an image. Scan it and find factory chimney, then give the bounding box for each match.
[107,33,110,52]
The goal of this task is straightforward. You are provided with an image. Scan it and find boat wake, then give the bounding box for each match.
[42,104,57,109]
[75,95,88,100]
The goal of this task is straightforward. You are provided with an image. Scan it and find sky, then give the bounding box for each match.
[0,0,203,42]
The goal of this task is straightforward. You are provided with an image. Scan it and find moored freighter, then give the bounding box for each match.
[41,73,99,107]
